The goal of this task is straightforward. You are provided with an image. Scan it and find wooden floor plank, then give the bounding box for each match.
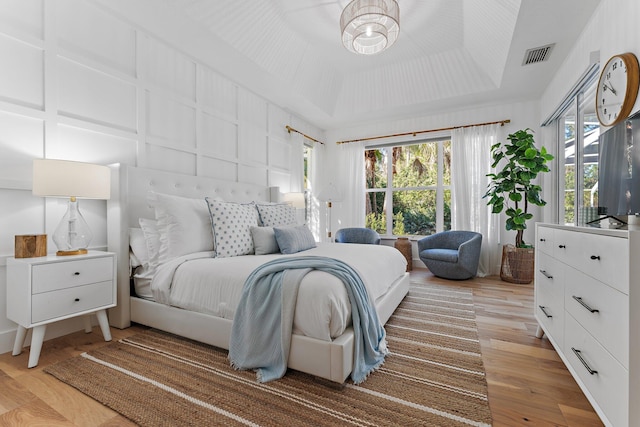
[0,269,602,426]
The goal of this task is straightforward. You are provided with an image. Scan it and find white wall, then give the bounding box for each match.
[0,0,321,355]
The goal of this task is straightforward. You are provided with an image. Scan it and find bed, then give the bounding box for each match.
[106,164,410,384]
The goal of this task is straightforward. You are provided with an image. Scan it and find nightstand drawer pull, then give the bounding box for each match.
[571,348,598,375]
[558,244,566,248]
[538,305,552,318]
[590,255,600,260]
[572,296,599,313]
[74,272,80,275]
[74,298,80,302]
[539,270,553,279]
[539,238,546,242]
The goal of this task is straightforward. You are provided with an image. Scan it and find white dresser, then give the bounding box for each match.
[6,251,117,368]
[534,223,640,427]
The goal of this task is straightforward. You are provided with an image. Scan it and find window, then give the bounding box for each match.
[560,82,599,225]
[365,139,451,236]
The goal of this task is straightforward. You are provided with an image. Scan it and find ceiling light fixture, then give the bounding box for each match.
[340,0,400,55]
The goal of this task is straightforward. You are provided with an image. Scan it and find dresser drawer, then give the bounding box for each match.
[535,252,564,346]
[32,256,114,294]
[565,267,629,368]
[552,228,581,265]
[536,226,555,256]
[576,233,628,294]
[31,281,114,323]
[564,315,628,427]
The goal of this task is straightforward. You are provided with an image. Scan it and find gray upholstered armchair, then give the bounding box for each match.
[417,231,482,280]
[335,227,381,245]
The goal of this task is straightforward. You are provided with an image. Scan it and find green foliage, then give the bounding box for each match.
[484,129,554,247]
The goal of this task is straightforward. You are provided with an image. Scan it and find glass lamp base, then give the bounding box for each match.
[52,198,93,255]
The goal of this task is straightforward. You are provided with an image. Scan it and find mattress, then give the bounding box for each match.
[143,243,407,342]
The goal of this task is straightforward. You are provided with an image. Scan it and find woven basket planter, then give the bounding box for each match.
[500,244,534,284]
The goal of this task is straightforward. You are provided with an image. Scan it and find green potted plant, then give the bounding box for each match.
[484,128,554,283]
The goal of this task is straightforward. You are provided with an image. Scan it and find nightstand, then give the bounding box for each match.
[6,251,117,368]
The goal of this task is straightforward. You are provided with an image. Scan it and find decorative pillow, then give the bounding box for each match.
[274,224,316,254]
[139,218,161,268]
[148,192,214,264]
[129,227,148,268]
[206,198,259,258]
[255,203,297,227]
[250,226,280,255]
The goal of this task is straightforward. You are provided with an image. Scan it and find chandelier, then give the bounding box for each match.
[340,0,400,55]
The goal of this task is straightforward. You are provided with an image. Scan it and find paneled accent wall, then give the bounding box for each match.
[0,0,322,349]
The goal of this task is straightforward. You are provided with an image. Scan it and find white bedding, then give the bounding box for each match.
[144,243,407,342]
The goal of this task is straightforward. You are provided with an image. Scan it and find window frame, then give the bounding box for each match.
[365,137,451,237]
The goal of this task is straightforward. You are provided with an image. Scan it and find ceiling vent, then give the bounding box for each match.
[522,43,555,65]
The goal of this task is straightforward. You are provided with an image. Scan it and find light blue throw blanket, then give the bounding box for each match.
[228,256,388,384]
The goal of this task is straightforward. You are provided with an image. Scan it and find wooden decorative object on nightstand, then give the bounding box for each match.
[6,251,117,368]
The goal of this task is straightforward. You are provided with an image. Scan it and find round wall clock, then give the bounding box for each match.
[596,52,640,126]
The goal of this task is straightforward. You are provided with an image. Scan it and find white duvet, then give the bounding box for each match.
[148,243,407,342]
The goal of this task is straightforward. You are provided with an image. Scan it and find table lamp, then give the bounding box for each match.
[32,159,111,255]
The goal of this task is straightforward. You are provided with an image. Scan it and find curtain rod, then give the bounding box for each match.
[285,125,324,145]
[335,119,511,144]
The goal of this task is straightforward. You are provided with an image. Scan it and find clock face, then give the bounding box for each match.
[596,53,640,126]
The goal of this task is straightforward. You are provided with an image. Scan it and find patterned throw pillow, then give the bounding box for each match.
[255,203,297,227]
[206,198,259,258]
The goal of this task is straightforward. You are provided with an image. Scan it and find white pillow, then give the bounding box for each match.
[147,192,214,264]
[206,198,258,258]
[255,203,297,227]
[139,218,160,268]
[250,226,280,255]
[129,227,149,268]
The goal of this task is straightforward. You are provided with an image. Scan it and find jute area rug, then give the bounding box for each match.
[46,281,492,426]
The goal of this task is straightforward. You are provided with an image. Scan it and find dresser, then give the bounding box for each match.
[534,224,640,427]
[6,251,117,368]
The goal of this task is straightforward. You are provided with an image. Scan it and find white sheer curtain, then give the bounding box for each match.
[308,141,325,240]
[338,141,366,227]
[289,131,304,192]
[451,124,501,276]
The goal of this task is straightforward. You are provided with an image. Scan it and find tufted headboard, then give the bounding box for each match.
[106,164,277,328]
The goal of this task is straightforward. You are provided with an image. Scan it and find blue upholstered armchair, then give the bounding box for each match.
[417,231,482,280]
[335,228,381,245]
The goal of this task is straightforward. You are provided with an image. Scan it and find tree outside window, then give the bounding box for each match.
[365,140,451,236]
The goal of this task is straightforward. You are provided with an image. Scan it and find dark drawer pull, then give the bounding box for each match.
[590,255,600,260]
[572,296,599,313]
[539,270,553,279]
[558,244,566,249]
[74,298,80,302]
[572,348,598,375]
[538,305,552,318]
[539,238,546,242]
[74,272,80,276]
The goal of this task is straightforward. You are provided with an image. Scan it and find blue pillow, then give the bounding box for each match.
[274,225,316,254]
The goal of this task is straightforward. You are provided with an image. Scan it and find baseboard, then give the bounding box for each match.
[0,317,97,356]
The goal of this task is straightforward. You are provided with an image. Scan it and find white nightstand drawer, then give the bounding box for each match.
[565,267,629,368]
[31,281,114,323]
[564,314,628,427]
[32,257,114,294]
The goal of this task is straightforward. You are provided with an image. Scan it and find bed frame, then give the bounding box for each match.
[107,164,410,383]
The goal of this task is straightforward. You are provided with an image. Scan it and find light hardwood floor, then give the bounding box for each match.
[0,269,603,426]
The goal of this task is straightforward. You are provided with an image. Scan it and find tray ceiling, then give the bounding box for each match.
[98,0,601,129]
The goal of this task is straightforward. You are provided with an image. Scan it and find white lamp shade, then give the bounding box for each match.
[283,192,306,208]
[33,159,111,199]
[316,183,342,202]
